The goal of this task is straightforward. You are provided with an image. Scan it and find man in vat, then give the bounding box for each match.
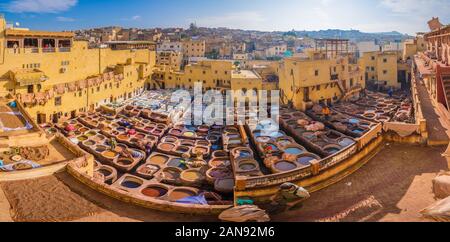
[270,183,311,212]
[181,153,208,170]
[110,137,117,151]
[145,142,152,157]
[322,105,331,120]
[388,87,394,98]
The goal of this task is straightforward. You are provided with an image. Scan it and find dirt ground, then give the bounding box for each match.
[0,143,447,222]
[273,143,448,222]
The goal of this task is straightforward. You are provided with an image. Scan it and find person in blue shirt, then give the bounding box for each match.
[388,87,394,98]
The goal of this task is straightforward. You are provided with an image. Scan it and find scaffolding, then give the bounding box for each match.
[314,39,349,59]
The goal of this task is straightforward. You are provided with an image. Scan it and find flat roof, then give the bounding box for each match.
[5,29,74,38]
[232,70,259,79]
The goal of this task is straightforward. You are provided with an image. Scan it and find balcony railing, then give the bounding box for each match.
[59,47,71,52]
[24,48,39,54]
[42,47,56,53]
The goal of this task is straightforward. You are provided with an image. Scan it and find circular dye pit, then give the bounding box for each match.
[277,138,293,147]
[363,113,376,119]
[169,189,197,201]
[193,147,208,155]
[142,186,168,198]
[256,136,271,143]
[117,134,128,140]
[117,158,133,166]
[326,132,341,140]
[209,159,231,168]
[98,168,112,177]
[137,164,160,175]
[207,168,231,180]
[162,167,181,180]
[235,149,252,159]
[181,141,195,146]
[159,143,175,151]
[149,155,169,165]
[121,177,143,189]
[214,178,235,194]
[351,128,366,134]
[176,146,190,153]
[181,170,203,182]
[284,147,305,156]
[79,128,89,133]
[167,158,187,169]
[95,146,107,153]
[237,160,258,172]
[263,143,279,152]
[135,134,145,139]
[86,131,97,137]
[297,154,319,166]
[338,138,356,147]
[84,140,95,146]
[212,151,228,158]
[77,136,88,142]
[170,129,182,136]
[102,150,118,159]
[197,140,209,146]
[274,160,297,171]
[183,131,195,137]
[324,145,341,154]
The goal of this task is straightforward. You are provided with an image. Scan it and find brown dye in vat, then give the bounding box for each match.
[169,189,195,201]
[182,170,201,181]
[117,134,128,140]
[136,134,145,139]
[103,151,117,158]
[160,143,175,151]
[142,187,168,198]
[150,155,169,165]
[194,147,208,154]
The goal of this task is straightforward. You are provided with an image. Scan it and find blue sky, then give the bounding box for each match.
[1,0,449,34]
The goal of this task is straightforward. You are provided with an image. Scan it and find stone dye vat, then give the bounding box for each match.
[279,107,356,157]
[157,136,211,158]
[307,105,374,138]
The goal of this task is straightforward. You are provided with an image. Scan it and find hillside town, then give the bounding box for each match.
[0,5,449,224]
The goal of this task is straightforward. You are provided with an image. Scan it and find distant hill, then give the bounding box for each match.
[292,29,412,42]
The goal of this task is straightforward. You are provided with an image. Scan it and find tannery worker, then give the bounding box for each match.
[322,105,331,120]
[110,137,117,151]
[270,183,311,211]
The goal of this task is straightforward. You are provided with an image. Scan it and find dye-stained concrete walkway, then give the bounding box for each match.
[415,76,450,146]
[0,143,447,222]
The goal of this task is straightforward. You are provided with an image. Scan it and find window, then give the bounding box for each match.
[383,58,387,63]
[315,70,319,76]
[383,70,388,74]
[55,97,62,106]
[371,56,375,60]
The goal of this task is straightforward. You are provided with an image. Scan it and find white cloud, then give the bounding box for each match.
[56,16,75,22]
[191,11,265,29]
[4,0,78,13]
[380,0,450,14]
[121,15,141,21]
